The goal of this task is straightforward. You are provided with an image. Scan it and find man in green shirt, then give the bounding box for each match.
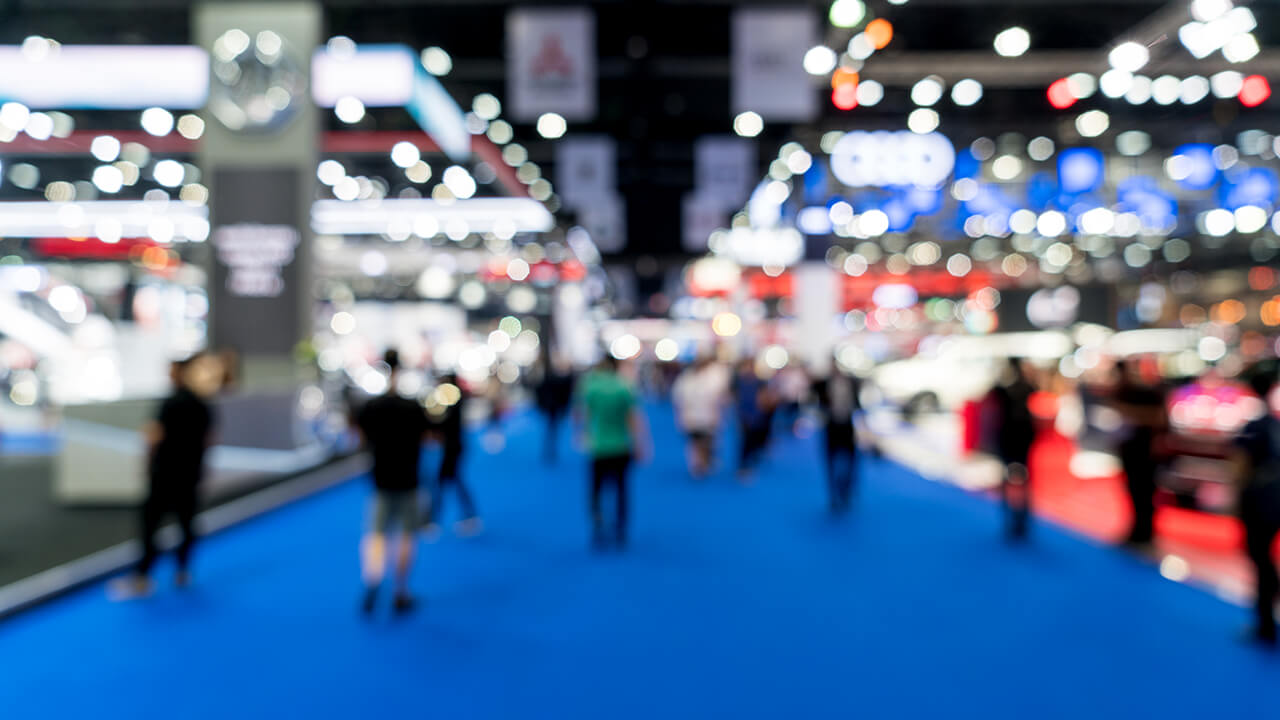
[577,355,649,549]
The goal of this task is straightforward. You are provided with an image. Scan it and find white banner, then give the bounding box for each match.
[695,136,756,211]
[578,192,626,253]
[555,136,616,210]
[682,193,727,252]
[507,8,596,121]
[731,8,817,122]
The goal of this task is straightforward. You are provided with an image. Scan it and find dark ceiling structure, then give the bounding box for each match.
[0,0,1277,260]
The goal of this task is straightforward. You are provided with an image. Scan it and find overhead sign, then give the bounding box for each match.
[507,8,596,121]
[695,136,757,211]
[555,136,616,210]
[830,131,956,189]
[682,193,727,252]
[577,192,626,253]
[0,45,208,109]
[731,8,818,122]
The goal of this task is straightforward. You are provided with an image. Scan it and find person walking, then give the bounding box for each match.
[1111,358,1167,548]
[536,355,575,465]
[577,355,648,549]
[813,365,861,513]
[672,355,729,479]
[355,349,431,615]
[990,358,1037,539]
[110,354,219,599]
[424,373,482,539]
[1231,366,1280,646]
[733,359,774,482]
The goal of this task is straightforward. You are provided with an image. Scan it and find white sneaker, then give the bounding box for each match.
[454,518,484,538]
[107,575,154,601]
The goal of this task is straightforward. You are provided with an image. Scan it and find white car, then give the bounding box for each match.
[871,331,1073,415]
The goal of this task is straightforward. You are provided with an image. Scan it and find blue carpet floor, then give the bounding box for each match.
[1,404,1275,718]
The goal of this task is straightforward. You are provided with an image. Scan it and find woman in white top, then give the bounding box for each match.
[672,355,731,478]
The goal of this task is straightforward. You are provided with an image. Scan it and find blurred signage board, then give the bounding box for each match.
[0,45,208,109]
[731,8,817,122]
[695,136,756,211]
[830,131,955,188]
[209,167,305,356]
[312,45,416,107]
[577,192,626,253]
[555,136,616,209]
[682,193,727,252]
[507,8,597,121]
[723,227,804,267]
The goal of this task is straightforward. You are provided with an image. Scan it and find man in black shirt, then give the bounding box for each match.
[1231,366,1280,646]
[355,349,431,614]
[111,354,217,598]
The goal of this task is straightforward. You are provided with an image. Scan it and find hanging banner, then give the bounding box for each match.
[507,8,596,121]
[695,136,756,211]
[578,192,626,253]
[555,135,616,210]
[731,8,817,122]
[682,193,727,252]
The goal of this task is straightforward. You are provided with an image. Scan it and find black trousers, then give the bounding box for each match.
[590,453,631,540]
[1121,444,1156,543]
[739,421,770,471]
[1001,459,1032,539]
[826,443,857,510]
[543,409,566,463]
[138,482,198,576]
[1241,491,1279,641]
[432,448,477,521]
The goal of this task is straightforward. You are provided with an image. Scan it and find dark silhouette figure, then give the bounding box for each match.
[355,349,430,614]
[536,359,575,464]
[111,355,217,598]
[1232,366,1280,646]
[426,373,481,537]
[813,368,861,513]
[990,359,1036,539]
[1112,359,1166,547]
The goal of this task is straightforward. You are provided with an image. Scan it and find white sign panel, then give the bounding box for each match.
[682,193,727,252]
[0,45,208,109]
[507,8,597,121]
[724,227,804,267]
[578,192,626,253]
[830,131,956,188]
[695,136,756,211]
[731,8,817,122]
[556,136,616,209]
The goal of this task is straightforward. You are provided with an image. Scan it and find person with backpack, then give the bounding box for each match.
[1231,365,1280,646]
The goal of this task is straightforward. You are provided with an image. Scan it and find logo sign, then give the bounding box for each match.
[731,8,818,121]
[507,8,596,121]
[830,131,955,189]
[214,224,299,297]
[724,227,804,267]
